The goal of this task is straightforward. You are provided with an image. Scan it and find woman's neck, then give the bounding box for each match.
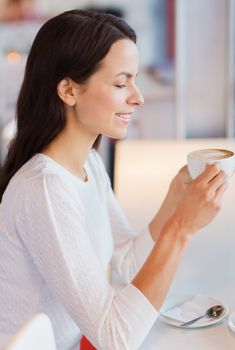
[42,121,96,181]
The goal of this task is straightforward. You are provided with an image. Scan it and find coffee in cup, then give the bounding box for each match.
[187,148,235,179]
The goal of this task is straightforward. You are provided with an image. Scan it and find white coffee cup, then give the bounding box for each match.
[187,148,235,179]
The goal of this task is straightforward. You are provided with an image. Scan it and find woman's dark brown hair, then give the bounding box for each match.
[0,9,136,201]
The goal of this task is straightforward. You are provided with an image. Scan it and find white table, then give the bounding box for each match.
[114,139,235,350]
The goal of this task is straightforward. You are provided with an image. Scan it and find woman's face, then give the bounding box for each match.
[73,39,144,140]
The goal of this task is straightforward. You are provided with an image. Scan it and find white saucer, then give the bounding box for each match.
[228,311,235,333]
[159,295,228,329]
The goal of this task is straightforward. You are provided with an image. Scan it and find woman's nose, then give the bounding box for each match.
[128,86,144,106]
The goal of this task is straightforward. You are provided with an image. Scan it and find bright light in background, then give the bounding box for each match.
[7,51,22,63]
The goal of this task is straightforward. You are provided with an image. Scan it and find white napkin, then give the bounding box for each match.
[160,294,222,323]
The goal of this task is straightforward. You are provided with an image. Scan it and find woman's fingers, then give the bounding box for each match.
[214,181,229,202]
[208,170,227,192]
[195,163,221,184]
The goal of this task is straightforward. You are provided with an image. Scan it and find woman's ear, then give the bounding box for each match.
[57,78,77,106]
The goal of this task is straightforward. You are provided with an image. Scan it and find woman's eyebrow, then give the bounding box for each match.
[114,71,138,78]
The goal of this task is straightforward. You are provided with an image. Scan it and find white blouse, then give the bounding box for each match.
[0,150,158,350]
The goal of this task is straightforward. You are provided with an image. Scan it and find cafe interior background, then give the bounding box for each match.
[0,0,234,184]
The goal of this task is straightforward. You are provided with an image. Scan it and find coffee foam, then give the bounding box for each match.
[190,148,234,160]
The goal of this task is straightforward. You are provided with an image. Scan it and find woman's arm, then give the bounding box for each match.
[132,164,228,310]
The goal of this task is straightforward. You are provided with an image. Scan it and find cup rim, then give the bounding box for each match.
[188,148,234,160]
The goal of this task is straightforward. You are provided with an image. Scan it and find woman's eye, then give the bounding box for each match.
[115,84,126,88]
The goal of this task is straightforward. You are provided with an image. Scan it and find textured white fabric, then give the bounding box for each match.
[0,150,158,350]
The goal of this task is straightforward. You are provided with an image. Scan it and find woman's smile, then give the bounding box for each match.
[115,112,133,124]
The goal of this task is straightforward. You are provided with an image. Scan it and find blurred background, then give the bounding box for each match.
[0,0,234,185]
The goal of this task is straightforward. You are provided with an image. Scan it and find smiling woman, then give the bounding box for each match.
[0,9,228,350]
[56,39,144,146]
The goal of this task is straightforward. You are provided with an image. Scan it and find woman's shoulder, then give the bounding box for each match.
[12,153,68,183]
[3,154,73,202]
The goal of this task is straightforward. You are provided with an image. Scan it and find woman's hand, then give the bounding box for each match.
[149,164,228,242]
[172,163,228,237]
[167,165,192,208]
[149,165,192,241]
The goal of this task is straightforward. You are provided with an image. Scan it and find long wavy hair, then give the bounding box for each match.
[0,9,136,201]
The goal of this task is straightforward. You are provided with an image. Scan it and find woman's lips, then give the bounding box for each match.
[115,113,132,122]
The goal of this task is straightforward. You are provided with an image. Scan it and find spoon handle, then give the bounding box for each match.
[180,315,205,327]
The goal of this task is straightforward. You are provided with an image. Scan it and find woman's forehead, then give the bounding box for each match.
[94,39,139,78]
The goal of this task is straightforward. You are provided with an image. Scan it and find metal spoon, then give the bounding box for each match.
[180,305,224,327]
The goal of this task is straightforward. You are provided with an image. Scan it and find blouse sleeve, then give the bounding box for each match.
[15,173,158,350]
[108,187,155,284]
